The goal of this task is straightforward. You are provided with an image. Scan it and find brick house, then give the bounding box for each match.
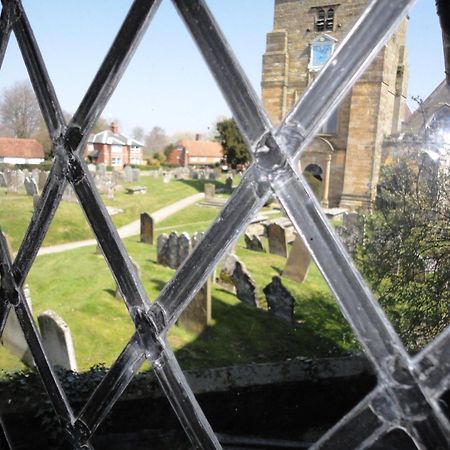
[166,136,223,167]
[85,122,144,168]
[0,138,45,165]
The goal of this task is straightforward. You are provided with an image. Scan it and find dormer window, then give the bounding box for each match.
[314,6,336,32]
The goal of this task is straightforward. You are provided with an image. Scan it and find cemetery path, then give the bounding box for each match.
[37,192,204,256]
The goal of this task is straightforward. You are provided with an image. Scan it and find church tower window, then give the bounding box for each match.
[326,8,335,31]
[316,9,326,32]
[315,7,335,32]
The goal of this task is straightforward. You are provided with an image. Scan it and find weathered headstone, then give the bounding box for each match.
[232,261,258,307]
[38,171,49,191]
[204,183,215,199]
[0,172,6,187]
[263,276,295,323]
[191,171,199,180]
[31,168,40,185]
[177,277,212,333]
[24,176,39,196]
[17,170,25,190]
[177,232,191,268]
[7,171,19,193]
[244,233,265,252]
[1,285,35,367]
[132,168,140,182]
[191,232,205,249]
[157,233,170,266]
[38,310,77,371]
[140,212,154,245]
[282,236,312,283]
[124,165,133,182]
[167,232,179,269]
[225,176,233,194]
[267,223,288,258]
[208,172,216,181]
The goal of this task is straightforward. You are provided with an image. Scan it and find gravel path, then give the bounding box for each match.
[37,192,204,256]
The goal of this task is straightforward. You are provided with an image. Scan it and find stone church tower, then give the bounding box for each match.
[261,0,409,209]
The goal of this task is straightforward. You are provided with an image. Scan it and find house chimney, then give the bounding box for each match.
[110,122,119,134]
[195,133,201,141]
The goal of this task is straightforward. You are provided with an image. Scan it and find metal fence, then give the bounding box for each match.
[0,0,449,448]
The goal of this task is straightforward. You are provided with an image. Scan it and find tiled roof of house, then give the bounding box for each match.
[0,138,44,158]
[177,139,223,158]
[88,130,144,147]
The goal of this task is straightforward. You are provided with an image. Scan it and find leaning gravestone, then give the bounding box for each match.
[263,276,295,323]
[24,176,39,196]
[177,232,191,268]
[267,223,288,258]
[1,285,35,367]
[38,310,77,371]
[157,233,170,266]
[232,261,258,307]
[0,172,6,187]
[140,212,154,245]
[177,277,212,333]
[282,236,311,283]
[244,233,265,252]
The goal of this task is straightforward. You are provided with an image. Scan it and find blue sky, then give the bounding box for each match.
[0,0,444,136]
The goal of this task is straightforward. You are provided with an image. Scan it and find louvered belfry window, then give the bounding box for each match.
[0,1,449,449]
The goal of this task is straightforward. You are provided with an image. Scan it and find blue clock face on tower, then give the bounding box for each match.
[309,36,335,71]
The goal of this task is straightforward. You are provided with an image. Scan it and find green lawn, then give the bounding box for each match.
[0,177,224,251]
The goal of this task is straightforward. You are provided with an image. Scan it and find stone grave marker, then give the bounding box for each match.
[1,284,35,367]
[244,233,265,252]
[282,236,311,283]
[225,176,233,194]
[263,276,295,323]
[191,232,205,249]
[177,277,212,333]
[38,171,49,191]
[0,172,6,187]
[38,310,77,371]
[167,232,179,269]
[157,234,170,266]
[208,172,216,181]
[17,170,25,189]
[232,261,258,307]
[191,171,199,180]
[8,171,19,193]
[204,183,215,199]
[124,165,133,182]
[31,168,40,185]
[24,176,39,196]
[267,223,288,258]
[140,212,154,245]
[132,168,140,182]
[177,232,191,267]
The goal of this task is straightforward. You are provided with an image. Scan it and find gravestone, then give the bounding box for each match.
[140,212,154,245]
[167,232,179,269]
[132,168,140,182]
[177,232,191,268]
[232,261,258,307]
[244,233,265,252]
[38,171,49,191]
[191,232,205,249]
[33,194,41,211]
[191,171,199,180]
[8,171,19,193]
[38,310,77,371]
[157,234,170,266]
[282,236,312,283]
[263,276,295,323]
[1,285,35,367]
[267,223,288,258]
[124,165,133,182]
[217,253,238,293]
[225,176,233,194]
[208,172,216,181]
[177,277,212,333]
[17,170,25,190]
[0,172,6,187]
[204,183,215,199]
[31,168,40,185]
[24,176,39,196]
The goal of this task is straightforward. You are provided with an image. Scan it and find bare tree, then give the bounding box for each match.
[0,80,42,138]
[145,126,169,155]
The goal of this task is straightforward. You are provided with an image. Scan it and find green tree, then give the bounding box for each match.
[215,118,249,167]
[357,151,449,352]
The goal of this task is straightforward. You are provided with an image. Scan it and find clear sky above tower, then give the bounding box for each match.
[0,0,444,135]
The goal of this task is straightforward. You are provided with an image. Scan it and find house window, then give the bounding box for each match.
[190,156,198,163]
[315,7,335,32]
[111,156,122,166]
[111,145,122,154]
